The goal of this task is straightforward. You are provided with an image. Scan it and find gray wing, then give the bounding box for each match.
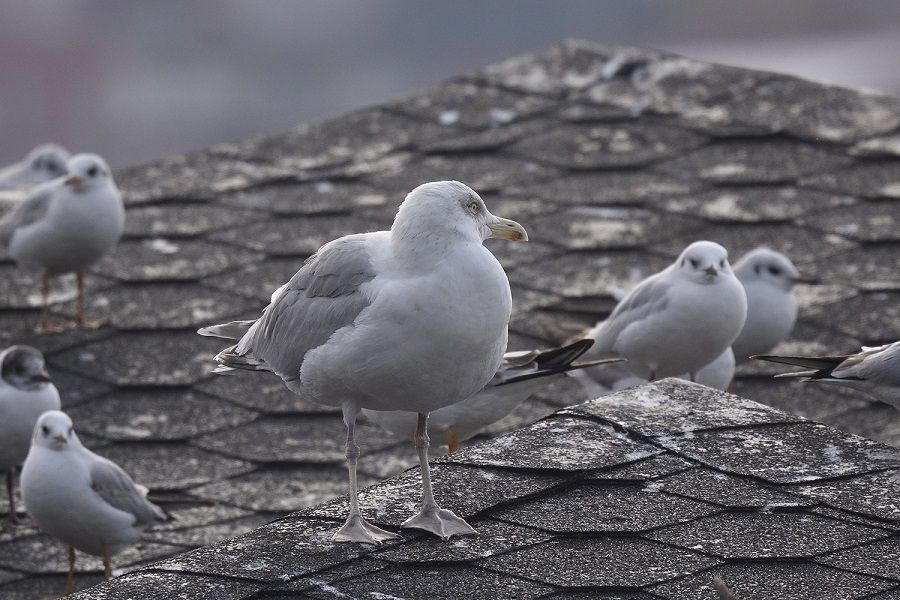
[834,342,900,385]
[221,233,377,381]
[0,184,54,246]
[90,456,167,527]
[590,271,671,353]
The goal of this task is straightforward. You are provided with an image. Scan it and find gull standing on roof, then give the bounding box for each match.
[199,181,528,543]
[755,341,900,409]
[581,241,747,381]
[0,345,60,523]
[0,153,124,332]
[731,248,816,362]
[364,339,621,453]
[21,411,168,595]
[0,144,70,190]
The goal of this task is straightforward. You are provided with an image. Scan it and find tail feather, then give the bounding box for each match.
[212,344,272,373]
[197,320,256,341]
[533,338,594,369]
[752,354,847,371]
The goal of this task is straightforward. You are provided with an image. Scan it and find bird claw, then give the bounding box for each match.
[74,316,106,330]
[401,505,477,540]
[34,320,67,334]
[333,513,399,544]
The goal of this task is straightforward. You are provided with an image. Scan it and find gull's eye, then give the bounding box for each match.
[768,266,782,276]
[719,259,725,269]
[689,258,699,268]
[41,425,50,436]
[87,166,98,177]
[68,426,74,436]
[467,201,479,213]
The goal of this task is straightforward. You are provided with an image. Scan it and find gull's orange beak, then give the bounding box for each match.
[65,175,80,186]
[791,275,819,285]
[53,434,67,445]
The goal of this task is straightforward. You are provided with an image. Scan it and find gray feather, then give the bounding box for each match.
[213,234,377,381]
[0,185,54,247]
[592,273,671,353]
[197,320,256,341]
[90,458,168,527]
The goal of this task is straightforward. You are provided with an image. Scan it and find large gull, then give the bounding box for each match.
[21,411,169,595]
[0,153,124,332]
[199,180,528,543]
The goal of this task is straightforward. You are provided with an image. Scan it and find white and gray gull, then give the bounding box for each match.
[199,181,528,543]
[21,411,168,595]
[0,345,60,523]
[755,341,900,409]
[582,240,747,381]
[0,144,70,190]
[731,247,816,362]
[0,153,124,332]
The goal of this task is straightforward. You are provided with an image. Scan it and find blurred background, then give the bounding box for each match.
[3,0,900,167]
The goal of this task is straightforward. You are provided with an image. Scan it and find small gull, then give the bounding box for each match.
[0,345,60,523]
[0,144,70,190]
[755,341,900,409]
[199,181,528,543]
[363,339,621,453]
[731,248,816,362]
[21,411,168,595]
[0,153,124,332]
[582,241,747,381]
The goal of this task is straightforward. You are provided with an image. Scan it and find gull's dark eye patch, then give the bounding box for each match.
[719,259,725,269]
[689,258,699,268]
[87,166,98,177]
[768,265,782,276]
[41,425,50,435]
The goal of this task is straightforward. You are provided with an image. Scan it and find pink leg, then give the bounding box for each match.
[5,470,18,524]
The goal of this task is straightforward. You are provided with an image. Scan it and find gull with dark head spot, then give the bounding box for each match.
[199,181,528,544]
[0,153,124,332]
[582,241,747,382]
[0,345,60,523]
[755,341,900,409]
[731,247,817,362]
[0,144,70,190]
[21,411,169,595]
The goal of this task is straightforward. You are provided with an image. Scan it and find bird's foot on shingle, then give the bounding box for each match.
[401,505,477,540]
[333,513,399,544]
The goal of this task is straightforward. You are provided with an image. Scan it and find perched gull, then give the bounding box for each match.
[0,153,124,332]
[755,341,900,409]
[0,144,70,190]
[0,345,60,523]
[21,411,168,595]
[731,248,816,362]
[363,339,621,453]
[199,181,528,543]
[582,241,747,381]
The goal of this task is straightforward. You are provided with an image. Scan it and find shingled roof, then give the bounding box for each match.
[1,40,899,598]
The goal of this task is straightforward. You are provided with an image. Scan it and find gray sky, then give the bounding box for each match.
[2,0,900,167]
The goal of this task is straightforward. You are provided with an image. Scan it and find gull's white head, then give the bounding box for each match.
[392,181,527,245]
[26,144,70,180]
[0,345,52,391]
[675,241,733,284]
[32,410,79,451]
[64,153,113,193]
[733,248,814,292]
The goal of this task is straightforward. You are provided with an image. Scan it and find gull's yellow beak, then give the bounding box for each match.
[487,217,528,242]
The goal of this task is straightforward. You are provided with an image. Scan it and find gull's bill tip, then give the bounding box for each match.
[487,216,528,242]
